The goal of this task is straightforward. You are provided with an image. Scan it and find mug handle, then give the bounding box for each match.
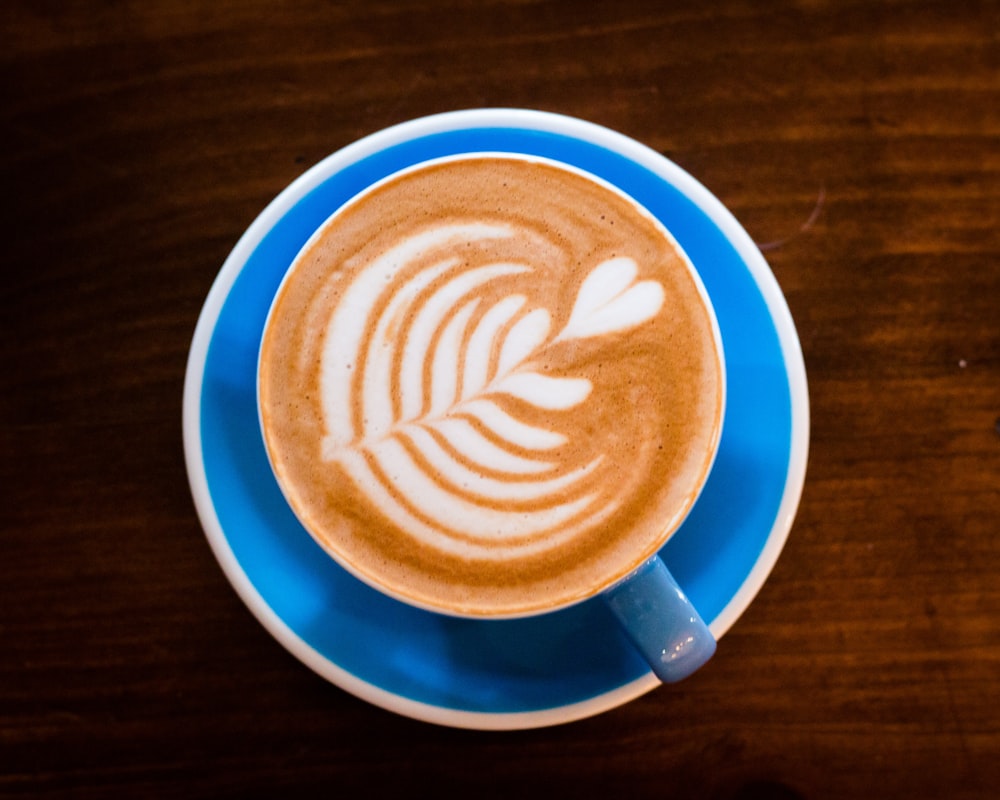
[602,556,716,683]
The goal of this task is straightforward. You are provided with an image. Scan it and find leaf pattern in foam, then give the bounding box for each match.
[429,297,480,418]
[459,399,567,450]
[321,244,668,551]
[460,294,526,401]
[490,371,593,410]
[330,254,669,461]
[398,263,527,424]
[496,308,551,377]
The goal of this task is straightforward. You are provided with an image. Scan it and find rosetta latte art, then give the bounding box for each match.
[319,222,666,561]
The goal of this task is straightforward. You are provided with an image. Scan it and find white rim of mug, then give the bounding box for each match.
[183,108,810,730]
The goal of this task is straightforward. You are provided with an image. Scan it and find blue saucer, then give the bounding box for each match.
[183,111,809,729]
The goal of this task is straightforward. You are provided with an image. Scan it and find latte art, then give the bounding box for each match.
[321,221,666,561]
[259,156,723,616]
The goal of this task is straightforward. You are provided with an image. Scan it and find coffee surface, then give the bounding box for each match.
[258,156,723,616]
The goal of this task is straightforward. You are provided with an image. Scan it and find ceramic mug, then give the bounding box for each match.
[255,109,726,683]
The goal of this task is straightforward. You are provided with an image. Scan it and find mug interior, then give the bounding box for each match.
[255,141,728,619]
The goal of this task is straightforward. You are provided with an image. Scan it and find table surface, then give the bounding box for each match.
[2,1,997,797]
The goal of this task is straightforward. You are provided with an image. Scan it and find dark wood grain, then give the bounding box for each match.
[2,1,997,797]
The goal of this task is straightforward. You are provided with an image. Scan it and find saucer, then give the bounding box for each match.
[183,110,809,730]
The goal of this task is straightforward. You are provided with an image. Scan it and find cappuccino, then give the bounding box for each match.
[258,156,723,616]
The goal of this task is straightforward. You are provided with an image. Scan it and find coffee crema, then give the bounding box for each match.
[258,156,723,616]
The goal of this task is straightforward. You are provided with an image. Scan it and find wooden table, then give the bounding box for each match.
[3,1,997,797]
